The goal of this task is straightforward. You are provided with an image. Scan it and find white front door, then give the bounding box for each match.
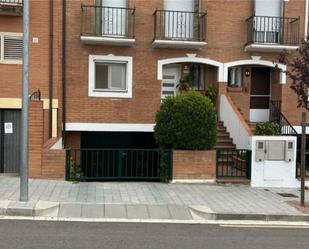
[161,65,181,100]
[102,0,127,36]
[164,0,195,40]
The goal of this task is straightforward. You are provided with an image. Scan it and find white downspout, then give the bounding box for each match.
[305,0,309,41]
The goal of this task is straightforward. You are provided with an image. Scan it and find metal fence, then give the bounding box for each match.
[269,100,298,135]
[216,149,251,179]
[66,148,172,181]
[153,9,207,42]
[246,16,300,45]
[81,5,135,38]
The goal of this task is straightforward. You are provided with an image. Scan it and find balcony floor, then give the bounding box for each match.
[245,43,299,53]
[81,36,135,47]
[152,39,207,50]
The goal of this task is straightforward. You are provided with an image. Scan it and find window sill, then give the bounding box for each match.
[0,60,22,65]
[89,90,132,98]
[93,89,128,93]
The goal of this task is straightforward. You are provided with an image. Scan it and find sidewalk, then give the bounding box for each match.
[0,177,308,222]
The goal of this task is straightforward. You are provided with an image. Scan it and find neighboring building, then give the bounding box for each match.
[0,0,308,180]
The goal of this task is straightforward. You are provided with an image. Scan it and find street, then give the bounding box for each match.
[0,220,308,249]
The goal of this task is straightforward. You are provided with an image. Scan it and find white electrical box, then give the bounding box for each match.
[285,140,295,162]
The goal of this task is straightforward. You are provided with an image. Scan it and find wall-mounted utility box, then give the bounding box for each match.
[254,140,295,162]
[251,136,298,188]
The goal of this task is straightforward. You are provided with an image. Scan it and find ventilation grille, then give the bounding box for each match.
[3,35,22,60]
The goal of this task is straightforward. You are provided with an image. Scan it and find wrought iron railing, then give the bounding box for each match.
[246,16,300,46]
[0,0,22,5]
[269,100,298,135]
[216,149,251,179]
[29,89,41,101]
[153,9,207,42]
[66,148,172,181]
[81,5,135,38]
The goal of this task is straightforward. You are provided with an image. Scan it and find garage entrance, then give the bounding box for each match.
[66,132,172,181]
[0,109,21,174]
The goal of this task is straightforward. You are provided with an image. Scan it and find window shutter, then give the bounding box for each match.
[255,0,283,17]
[3,35,23,60]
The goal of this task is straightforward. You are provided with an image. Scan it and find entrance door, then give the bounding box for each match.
[102,0,127,36]
[250,67,271,122]
[0,110,21,174]
[164,0,195,40]
[161,65,181,100]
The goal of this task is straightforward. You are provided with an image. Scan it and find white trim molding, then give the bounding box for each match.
[88,54,133,98]
[66,123,155,132]
[244,44,299,53]
[224,59,287,84]
[157,54,224,82]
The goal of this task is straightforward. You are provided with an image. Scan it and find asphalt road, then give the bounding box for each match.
[0,220,308,249]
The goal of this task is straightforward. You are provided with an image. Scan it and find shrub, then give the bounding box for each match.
[154,91,217,150]
[205,85,218,103]
[254,122,279,136]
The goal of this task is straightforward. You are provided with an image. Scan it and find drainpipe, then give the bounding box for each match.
[49,0,53,138]
[62,0,66,146]
[305,0,308,41]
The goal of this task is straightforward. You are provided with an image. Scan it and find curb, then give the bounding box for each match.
[1,201,59,217]
[189,206,309,222]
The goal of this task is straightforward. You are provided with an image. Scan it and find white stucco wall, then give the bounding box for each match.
[220,95,251,149]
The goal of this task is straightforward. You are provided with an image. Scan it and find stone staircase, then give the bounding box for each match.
[215,121,236,149]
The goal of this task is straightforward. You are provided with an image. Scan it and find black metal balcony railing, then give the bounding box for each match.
[81,5,135,38]
[153,9,207,42]
[0,0,22,5]
[246,16,300,46]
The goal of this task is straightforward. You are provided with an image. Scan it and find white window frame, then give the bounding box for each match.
[0,32,23,65]
[89,54,133,98]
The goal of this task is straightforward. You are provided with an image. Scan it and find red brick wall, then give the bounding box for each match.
[42,144,65,179]
[173,150,216,180]
[29,101,44,178]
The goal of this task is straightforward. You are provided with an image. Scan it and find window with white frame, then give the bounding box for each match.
[228,67,243,87]
[89,55,133,98]
[0,32,23,64]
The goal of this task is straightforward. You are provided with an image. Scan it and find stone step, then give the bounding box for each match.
[214,145,236,149]
[216,178,251,184]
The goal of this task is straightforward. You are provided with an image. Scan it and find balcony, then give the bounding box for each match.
[80,4,135,46]
[152,10,207,49]
[0,0,23,16]
[245,16,300,52]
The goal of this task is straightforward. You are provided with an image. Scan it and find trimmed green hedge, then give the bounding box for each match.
[154,91,217,150]
[254,122,279,136]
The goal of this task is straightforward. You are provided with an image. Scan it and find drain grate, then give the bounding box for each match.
[277,193,298,198]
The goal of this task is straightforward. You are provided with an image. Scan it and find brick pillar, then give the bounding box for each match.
[29,101,44,178]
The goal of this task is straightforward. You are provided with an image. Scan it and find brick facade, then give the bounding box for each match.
[173,150,216,180]
[0,0,308,179]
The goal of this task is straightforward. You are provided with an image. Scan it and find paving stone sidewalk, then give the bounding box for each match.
[0,177,309,220]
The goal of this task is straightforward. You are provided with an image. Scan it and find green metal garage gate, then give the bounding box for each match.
[66,132,172,181]
[0,109,21,174]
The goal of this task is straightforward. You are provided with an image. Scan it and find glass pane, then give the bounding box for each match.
[95,63,108,89]
[110,64,126,89]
